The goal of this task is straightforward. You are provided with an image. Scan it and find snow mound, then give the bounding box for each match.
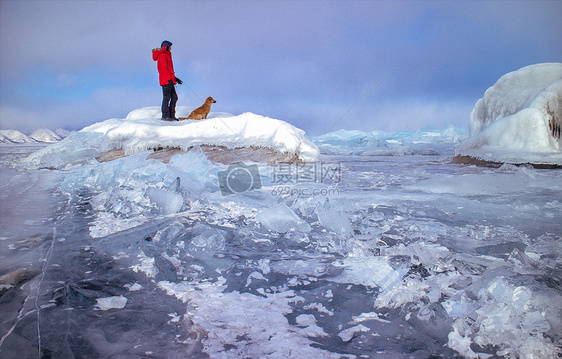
[29,128,62,143]
[82,107,319,162]
[0,130,36,144]
[456,63,562,165]
[23,108,319,169]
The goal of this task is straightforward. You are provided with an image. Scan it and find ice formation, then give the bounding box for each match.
[255,203,312,233]
[457,63,562,165]
[2,108,561,357]
[20,108,319,169]
[91,107,319,160]
[313,125,467,156]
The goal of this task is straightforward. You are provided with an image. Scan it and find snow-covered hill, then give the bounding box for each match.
[0,128,68,144]
[29,128,62,143]
[0,130,36,144]
[456,63,562,165]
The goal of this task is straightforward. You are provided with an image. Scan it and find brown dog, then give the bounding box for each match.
[181,97,216,120]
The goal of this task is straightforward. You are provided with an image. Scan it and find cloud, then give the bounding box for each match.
[1,86,160,133]
[1,0,560,134]
[0,106,44,133]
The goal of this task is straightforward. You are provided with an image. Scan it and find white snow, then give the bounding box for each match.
[0,130,36,144]
[0,128,66,144]
[21,108,319,169]
[29,128,62,143]
[157,278,342,359]
[457,63,562,165]
[337,324,370,342]
[95,296,128,310]
[82,107,319,162]
[125,283,143,292]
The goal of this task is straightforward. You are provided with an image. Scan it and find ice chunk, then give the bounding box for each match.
[23,131,104,169]
[408,303,453,343]
[334,256,408,295]
[39,147,100,169]
[168,147,212,192]
[255,203,311,233]
[303,302,334,316]
[130,252,158,278]
[145,187,183,215]
[457,63,562,165]
[337,324,370,342]
[446,276,561,358]
[60,151,150,193]
[522,311,551,334]
[448,326,479,359]
[245,271,268,287]
[511,286,532,308]
[187,224,226,255]
[296,314,317,327]
[125,283,143,292]
[315,199,353,236]
[351,312,391,324]
[469,63,561,136]
[96,296,128,310]
[295,315,329,338]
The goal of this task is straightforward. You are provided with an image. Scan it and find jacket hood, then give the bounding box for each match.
[152,48,163,61]
[152,46,170,61]
[161,40,172,51]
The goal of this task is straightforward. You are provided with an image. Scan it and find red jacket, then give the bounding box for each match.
[152,48,176,86]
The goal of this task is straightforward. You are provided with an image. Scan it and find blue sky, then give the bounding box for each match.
[0,0,560,135]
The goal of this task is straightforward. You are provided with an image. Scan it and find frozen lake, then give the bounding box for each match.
[0,138,561,358]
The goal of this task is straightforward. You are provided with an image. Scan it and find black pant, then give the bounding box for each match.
[161,84,178,119]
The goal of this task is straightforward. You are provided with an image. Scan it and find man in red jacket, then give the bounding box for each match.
[152,40,183,121]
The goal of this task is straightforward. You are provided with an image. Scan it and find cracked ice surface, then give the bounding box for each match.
[0,131,561,358]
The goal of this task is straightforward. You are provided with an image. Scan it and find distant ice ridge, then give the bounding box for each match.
[29,128,63,143]
[313,125,468,156]
[457,63,562,165]
[0,130,37,144]
[0,128,67,144]
[83,107,319,162]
